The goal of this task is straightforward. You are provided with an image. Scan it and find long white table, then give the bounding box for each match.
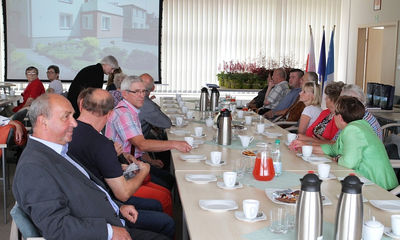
[0,95,22,108]
[161,98,399,240]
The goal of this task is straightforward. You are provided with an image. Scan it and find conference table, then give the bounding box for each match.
[161,98,399,240]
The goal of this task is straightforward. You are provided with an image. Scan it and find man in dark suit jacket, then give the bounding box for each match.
[67,55,118,118]
[12,93,167,240]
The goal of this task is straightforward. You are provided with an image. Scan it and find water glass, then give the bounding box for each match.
[285,205,296,229]
[245,157,255,174]
[270,208,289,234]
[232,159,246,177]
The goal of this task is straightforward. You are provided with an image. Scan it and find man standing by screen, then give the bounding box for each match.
[67,55,118,118]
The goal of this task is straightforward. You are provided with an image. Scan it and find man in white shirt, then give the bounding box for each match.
[46,65,63,94]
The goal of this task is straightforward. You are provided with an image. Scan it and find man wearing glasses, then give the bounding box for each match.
[46,65,63,94]
[106,76,191,190]
[67,55,118,118]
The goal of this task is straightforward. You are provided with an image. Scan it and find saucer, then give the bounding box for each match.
[205,160,227,166]
[217,181,243,190]
[234,211,267,222]
[191,134,207,138]
[384,227,400,239]
[316,173,336,180]
[253,130,265,134]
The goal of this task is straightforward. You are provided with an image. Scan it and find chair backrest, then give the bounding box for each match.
[11,109,28,123]
[381,123,400,142]
[10,203,42,239]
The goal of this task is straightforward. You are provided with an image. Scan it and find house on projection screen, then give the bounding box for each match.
[6,0,154,48]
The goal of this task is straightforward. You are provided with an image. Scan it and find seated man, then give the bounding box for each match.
[262,69,303,119]
[139,73,172,170]
[46,65,63,94]
[68,88,174,238]
[247,70,273,110]
[12,93,167,240]
[105,76,192,190]
[258,68,289,115]
[264,71,318,121]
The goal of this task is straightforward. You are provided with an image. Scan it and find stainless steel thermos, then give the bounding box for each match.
[295,172,323,240]
[210,87,219,111]
[334,174,364,240]
[217,109,231,145]
[199,87,209,111]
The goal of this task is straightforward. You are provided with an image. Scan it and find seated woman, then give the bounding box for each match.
[306,96,398,190]
[12,66,45,112]
[109,73,127,107]
[290,81,344,147]
[297,81,322,134]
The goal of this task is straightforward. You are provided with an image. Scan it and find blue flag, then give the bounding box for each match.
[317,29,326,84]
[322,28,334,91]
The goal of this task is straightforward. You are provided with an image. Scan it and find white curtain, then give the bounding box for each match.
[160,0,344,93]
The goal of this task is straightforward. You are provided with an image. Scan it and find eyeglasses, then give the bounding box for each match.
[26,72,37,75]
[125,89,148,95]
[46,71,55,74]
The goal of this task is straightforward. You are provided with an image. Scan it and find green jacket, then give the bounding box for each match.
[321,120,398,190]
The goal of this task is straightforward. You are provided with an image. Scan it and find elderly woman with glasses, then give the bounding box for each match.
[307,96,398,190]
[12,66,45,113]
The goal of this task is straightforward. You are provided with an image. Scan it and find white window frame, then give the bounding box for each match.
[102,15,111,31]
[82,14,93,29]
[59,13,73,29]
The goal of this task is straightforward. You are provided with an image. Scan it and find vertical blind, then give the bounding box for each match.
[160,0,344,93]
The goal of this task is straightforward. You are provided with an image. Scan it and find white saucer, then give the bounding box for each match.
[252,130,265,134]
[262,132,282,138]
[217,181,243,190]
[205,160,227,166]
[317,173,336,180]
[384,227,400,239]
[191,134,207,138]
[234,211,267,222]
[193,140,205,145]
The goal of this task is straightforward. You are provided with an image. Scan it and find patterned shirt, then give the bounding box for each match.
[109,90,123,107]
[333,108,382,140]
[105,99,145,158]
[264,81,289,109]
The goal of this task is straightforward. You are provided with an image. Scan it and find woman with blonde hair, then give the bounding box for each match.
[297,81,322,134]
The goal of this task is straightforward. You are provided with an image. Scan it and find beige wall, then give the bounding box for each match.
[347,0,400,95]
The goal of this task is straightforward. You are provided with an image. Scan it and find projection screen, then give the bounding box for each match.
[2,0,162,83]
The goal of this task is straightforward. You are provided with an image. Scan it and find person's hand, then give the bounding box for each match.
[147,158,164,169]
[289,140,306,151]
[120,205,138,224]
[111,226,132,240]
[175,141,192,153]
[124,153,139,164]
[114,142,123,156]
[296,133,307,140]
[137,161,150,174]
[9,120,23,143]
[263,111,273,119]
[121,164,128,171]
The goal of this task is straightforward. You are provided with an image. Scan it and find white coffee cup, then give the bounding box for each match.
[186,111,194,119]
[181,106,188,113]
[245,116,252,125]
[205,118,214,127]
[10,90,15,96]
[236,100,242,107]
[175,117,183,126]
[257,123,265,134]
[239,135,254,147]
[223,171,237,188]
[243,199,260,220]
[237,110,244,118]
[210,151,222,164]
[184,137,194,147]
[194,127,203,137]
[318,164,330,178]
[392,215,400,236]
[287,133,298,144]
[302,145,313,158]
[1,94,6,100]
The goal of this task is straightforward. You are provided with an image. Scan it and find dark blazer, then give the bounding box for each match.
[67,63,104,118]
[12,138,123,240]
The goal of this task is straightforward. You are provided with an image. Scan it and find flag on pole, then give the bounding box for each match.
[317,27,326,84]
[306,25,316,72]
[322,26,335,92]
